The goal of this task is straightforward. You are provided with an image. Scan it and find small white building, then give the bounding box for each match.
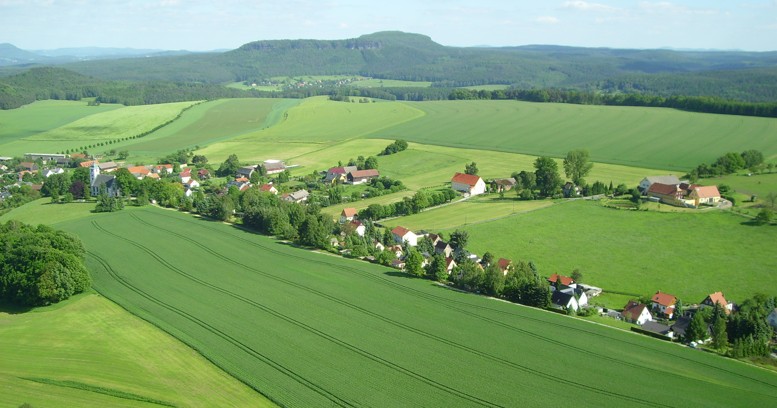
[451,172,486,196]
[391,225,418,246]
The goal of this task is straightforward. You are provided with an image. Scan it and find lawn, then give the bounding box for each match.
[461,200,777,307]
[0,293,274,408]
[367,100,777,171]
[0,100,120,145]
[0,198,97,225]
[56,206,777,407]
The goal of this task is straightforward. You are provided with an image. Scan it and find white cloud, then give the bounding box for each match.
[638,1,718,15]
[535,16,560,24]
[562,1,617,12]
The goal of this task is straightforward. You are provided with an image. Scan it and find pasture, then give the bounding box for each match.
[58,206,777,407]
[367,100,777,170]
[462,200,777,306]
[0,293,274,407]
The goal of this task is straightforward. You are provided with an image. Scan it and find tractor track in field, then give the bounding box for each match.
[86,249,351,408]
[127,212,669,407]
[90,219,503,408]
[139,209,777,399]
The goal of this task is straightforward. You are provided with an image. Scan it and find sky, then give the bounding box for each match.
[1,0,776,51]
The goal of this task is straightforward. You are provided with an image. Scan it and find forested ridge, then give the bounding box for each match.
[2,31,777,111]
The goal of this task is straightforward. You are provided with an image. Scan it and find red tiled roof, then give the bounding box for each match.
[706,291,729,309]
[651,291,677,307]
[197,168,209,176]
[350,169,379,178]
[548,273,575,286]
[259,184,276,191]
[647,182,678,196]
[235,176,249,183]
[451,172,482,187]
[391,226,411,237]
[180,168,192,177]
[341,208,358,217]
[694,185,720,198]
[497,258,512,271]
[622,301,649,321]
[127,166,150,175]
[80,160,97,168]
[351,220,363,227]
[328,167,347,174]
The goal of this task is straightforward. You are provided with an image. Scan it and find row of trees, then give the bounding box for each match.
[358,188,459,220]
[0,221,90,306]
[448,88,777,119]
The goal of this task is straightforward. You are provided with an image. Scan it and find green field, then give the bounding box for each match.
[0,292,274,407]
[0,101,197,156]
[0,100,121,145]
[461,200,777,306]
[367,100,777,170]
[55,206,777,407]
[382,196,553,232]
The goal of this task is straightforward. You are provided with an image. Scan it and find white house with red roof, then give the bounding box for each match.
[259,184,278,195]
[451,172,486,196]
[621,300,653,325]
[700,291,733,314]
[391,225,418,246]
[350,220,366,237]
[348,169,380,185]
[496,258,513,275]
[179,168,192,184]
[651,291,677,319]
[340,207,358,224]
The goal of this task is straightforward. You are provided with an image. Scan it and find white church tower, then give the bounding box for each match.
[90,161,100,196]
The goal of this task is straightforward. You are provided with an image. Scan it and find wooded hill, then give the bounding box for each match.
[52,31,777,102]
[2,31,777,109]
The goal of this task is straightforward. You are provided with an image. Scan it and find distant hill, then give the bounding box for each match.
[53,31,777,102]
[0,43,51,66]
[3,32,777,103]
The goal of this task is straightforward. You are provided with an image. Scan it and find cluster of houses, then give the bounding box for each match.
[617,291,735,340]
[324,166,381,185]
[639,175,721,208]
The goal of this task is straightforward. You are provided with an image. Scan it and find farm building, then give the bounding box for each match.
[325,166,357,183]
[263,159,286,175]
[237,165,256,178]
[638,175,681,193]
[621,300,653,325]
[451,173,486,196]
[492,178,517,192]
[259,184,278,195]
[281,189,309,204]
[548,273,576,288]
[688,185,721,207]
[647,182,721,208]
[348,169,380,184]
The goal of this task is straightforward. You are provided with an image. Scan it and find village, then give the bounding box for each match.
[3,149,770,353]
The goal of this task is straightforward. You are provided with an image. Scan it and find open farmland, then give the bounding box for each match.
[0,101,197,156]
[0,292,274,407]
[58,206,777,407]
[462,200,777,306]
[367,100,777,170]
[0,99,120,145]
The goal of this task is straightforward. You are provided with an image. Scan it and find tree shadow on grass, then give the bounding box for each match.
[0,300,33,314]
[383,270,416,279]
[739,220,776,227]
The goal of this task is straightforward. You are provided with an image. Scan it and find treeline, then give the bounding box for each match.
[0,221,90,306]
[0,67,253,109]
[448,88,777,118]
[359,188,459,220]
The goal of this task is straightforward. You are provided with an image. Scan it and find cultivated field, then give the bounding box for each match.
[0,292,274,407]
[0,101,197,156]
[58,206,777,407]
[462,200,777,306]
[0,99,120,145]
[367,100,777,170]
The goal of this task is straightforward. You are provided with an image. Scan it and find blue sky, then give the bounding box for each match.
[1,0,776,51]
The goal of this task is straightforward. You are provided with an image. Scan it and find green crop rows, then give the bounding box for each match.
[59,207,777,407]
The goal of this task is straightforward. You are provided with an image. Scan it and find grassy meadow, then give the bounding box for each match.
[461,200,777,306]
[53,206,777,407]
[0,292,274,407]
